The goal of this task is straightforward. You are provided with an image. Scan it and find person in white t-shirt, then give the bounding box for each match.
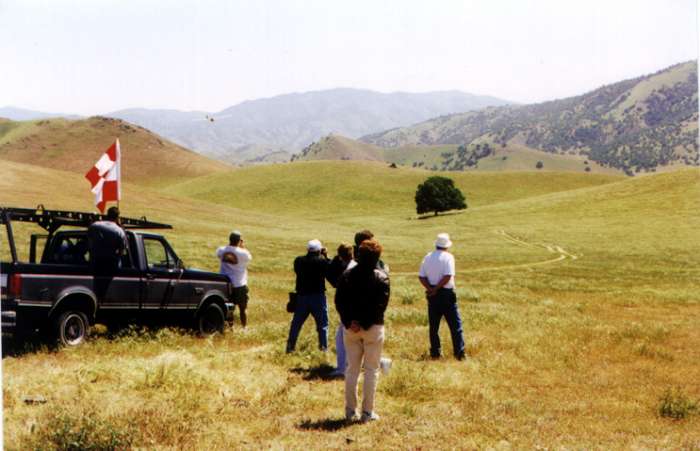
[216,230,252,327]
[418,233,465,360]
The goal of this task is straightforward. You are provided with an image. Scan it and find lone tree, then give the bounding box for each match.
[415,176,467,216]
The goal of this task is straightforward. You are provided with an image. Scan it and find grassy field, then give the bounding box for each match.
[1,159,699,449]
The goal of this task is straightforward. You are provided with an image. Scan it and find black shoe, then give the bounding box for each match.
[455,353,466,361]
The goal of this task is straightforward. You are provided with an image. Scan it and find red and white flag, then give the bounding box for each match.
[85,139,121,213]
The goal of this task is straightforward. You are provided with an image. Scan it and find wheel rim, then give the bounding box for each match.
[63,314,86,345]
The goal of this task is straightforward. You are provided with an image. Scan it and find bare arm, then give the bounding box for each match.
[433,274,452,291]
[223,252,238,264]
[420,275,451,298]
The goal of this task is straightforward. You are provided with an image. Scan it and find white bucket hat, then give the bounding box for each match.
[307,239,323,252]
[435,233,452,249]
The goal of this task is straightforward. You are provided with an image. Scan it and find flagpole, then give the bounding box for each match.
[116,137,121,211]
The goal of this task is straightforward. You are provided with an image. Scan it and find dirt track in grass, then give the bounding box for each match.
[392,229,578,276]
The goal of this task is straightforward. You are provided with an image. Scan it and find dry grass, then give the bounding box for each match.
[2,160,699,449]
[0,117,229,186]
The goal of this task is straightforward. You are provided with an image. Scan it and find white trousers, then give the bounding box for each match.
[344,324,385,414]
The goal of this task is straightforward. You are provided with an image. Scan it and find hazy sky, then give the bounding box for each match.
[1,0,697,115]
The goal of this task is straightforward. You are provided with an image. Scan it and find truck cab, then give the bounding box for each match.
[1,206,234,346]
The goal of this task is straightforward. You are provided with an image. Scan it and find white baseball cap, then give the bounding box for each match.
[435,233,452,249]
[307,239,323,252]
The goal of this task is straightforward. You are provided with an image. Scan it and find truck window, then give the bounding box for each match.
[46,235,91,265]
[143,237,176,270]
[42,232,133,268]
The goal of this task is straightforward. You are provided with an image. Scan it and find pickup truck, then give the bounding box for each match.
[1,206,234,346]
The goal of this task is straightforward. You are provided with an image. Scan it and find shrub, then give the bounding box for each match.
[34,408,134,450]
[658,388,698,419]
[536,161,544,169]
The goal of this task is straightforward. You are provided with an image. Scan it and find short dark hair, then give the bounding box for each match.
[229,231,241,245]
[106,206,120,221]
[358,238,382,266]
[354,229,374,247]
[337,243,353,261]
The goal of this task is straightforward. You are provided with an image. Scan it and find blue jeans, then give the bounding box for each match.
[428,289,465,358]
[335,325,346,372]
[286,293,329,351]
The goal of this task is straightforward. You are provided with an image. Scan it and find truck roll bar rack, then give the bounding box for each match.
[0,205,172,233]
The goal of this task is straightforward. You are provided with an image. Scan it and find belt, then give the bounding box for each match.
[429,285,453,291]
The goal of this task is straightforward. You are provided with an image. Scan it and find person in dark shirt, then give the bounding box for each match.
[286,239,330,353]
[326,243,353,289]
[326,244,354,377]
[88,206,128,275]
[88,206,128,301]
[335,238,390,422]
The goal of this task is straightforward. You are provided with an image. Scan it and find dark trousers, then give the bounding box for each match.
[231,285,249,327]
[427,288,465,358]
[286,293,329,351]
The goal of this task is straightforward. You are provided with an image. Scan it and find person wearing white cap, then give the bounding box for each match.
[418,233,465,360]
[286,239,330,352]
[216,230,252,327]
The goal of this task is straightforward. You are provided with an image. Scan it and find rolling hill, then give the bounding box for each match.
[107,88,512,163]
[361,61,699,175]
[1,156,699,448]
[0,116,229,186]
[290,134,386,162]
[164,160,623,221]
[291,134,621,175]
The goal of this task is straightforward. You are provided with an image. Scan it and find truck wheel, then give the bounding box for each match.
[55,311,90,346]
[198,303,225,336]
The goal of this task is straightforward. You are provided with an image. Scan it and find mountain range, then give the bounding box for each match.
[104,89,511,163]
[354,61,698,175]
[0,106,80,121]
[2,61,696,175]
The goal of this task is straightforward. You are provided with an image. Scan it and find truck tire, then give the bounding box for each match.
[55,310,90,347]
[197,303,225,336]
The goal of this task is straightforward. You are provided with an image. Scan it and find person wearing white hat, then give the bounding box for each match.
[418,233,466,360]
[286,239,330,352]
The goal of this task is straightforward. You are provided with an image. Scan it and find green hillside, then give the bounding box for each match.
[2,159,699,448]
[292,134,623,174]
[363,61,699,175]
[165,160,622,220]
[291,134,385,162]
